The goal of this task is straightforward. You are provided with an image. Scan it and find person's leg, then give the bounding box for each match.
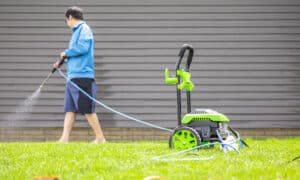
[58,112,76,143]
[85,113,106,143]
[59,79,78,143]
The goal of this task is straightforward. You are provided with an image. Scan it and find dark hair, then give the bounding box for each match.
[65,6,84,20]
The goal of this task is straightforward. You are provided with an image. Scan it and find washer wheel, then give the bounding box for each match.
[169,126,201,149]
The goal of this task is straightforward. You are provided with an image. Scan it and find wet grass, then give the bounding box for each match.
[0,137,299,180]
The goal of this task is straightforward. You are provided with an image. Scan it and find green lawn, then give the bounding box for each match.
[0,137,299,180]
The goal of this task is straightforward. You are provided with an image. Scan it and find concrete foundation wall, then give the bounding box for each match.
[1,128,299,142]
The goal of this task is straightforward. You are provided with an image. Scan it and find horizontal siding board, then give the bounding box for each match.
[1,85,300,94]
[1,0,300,6]
[2,34,300,42]
[1,70,300,79]
[2,27,300,35]
[2,107,300,116]
[2,20,300,28]
[1,63,300,71]
[1,77,300,86]
[1,49,300,57]
[1,6,300,13]
[2,114,300,123]
[2,61,299,70]
[1,80,300,87]
[2,41,300,50]
[3,114,300,122]
[1,56,300,63]
[1,99,300,108]
[1,92,300,100]
[2,13,300,21]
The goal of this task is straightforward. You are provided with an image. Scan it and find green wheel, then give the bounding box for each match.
[169,126,201,149]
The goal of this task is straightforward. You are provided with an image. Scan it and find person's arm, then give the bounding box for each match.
[55,28,90,68]
[64,38,90,58]
[65,25,92,58]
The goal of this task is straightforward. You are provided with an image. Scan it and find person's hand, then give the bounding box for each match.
[53,52,67,68]
[53,61,59,69]
[60,51,66,59]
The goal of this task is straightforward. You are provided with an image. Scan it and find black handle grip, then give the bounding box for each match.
[176,44,194,70]
[178,44,193,57]
[51,56,66,73]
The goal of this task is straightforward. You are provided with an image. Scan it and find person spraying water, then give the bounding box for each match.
[52,6,106,144]
[5,7,107,144]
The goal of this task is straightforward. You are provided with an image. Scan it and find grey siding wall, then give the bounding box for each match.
[0,0,299,128]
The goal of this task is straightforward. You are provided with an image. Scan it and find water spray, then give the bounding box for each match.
[2,57,67,127]
[39,57,66,89]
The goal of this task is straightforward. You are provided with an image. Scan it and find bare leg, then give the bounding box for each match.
[58,112,76,143]
[85,113,106,143]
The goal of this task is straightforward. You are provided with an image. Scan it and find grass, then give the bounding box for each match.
[0,137,299,180]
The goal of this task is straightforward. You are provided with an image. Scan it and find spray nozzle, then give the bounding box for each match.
[38,57,67,90]
[51,56,66,73]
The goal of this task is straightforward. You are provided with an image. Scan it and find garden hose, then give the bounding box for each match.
[151,141,241,161]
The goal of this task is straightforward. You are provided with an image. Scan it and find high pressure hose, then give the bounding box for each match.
[55,68,247,161]
[39,57,172,132]
[57,69,173,132]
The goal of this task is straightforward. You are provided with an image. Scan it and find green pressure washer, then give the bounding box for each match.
[165,44,248,150]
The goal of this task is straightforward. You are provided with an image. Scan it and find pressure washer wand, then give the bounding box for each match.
[39,57,66,89]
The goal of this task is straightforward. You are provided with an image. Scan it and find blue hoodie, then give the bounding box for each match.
[65,21,94,79]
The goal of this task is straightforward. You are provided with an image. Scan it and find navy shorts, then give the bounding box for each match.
[64,78,97,114]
